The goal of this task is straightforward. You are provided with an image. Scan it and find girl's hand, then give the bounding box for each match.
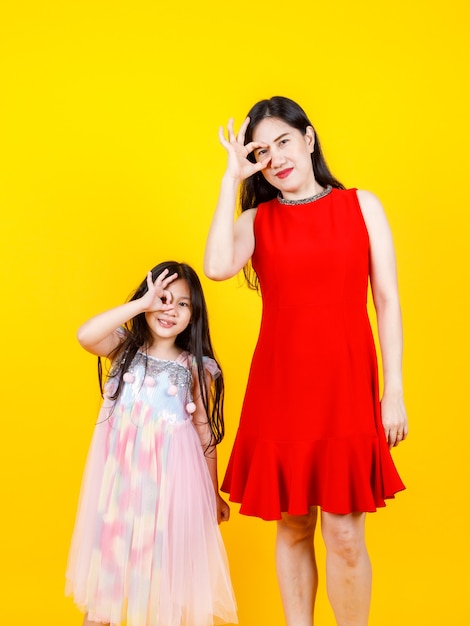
[219,117,270,182]
[381,390,409,448]
[216,493,231,524]
[139,269,178,312]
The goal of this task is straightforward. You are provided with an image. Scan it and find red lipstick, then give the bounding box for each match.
[275,168,293,179]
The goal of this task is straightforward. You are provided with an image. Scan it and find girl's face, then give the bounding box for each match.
[252,117,316,200]
[145,278,192,343]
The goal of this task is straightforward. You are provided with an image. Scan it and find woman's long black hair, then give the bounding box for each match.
[240,96,345,290]
[98,261,225,447]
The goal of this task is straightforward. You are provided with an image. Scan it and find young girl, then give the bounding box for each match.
[66,261,237,626]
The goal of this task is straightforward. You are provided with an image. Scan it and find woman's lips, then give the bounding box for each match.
[275,168,293,179]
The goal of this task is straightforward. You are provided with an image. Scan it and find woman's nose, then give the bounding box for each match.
[270,149,286,168]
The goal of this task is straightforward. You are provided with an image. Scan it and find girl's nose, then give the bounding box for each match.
[164,299,177,316]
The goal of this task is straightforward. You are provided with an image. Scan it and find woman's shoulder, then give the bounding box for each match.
[330,187,385,218]
[355,189,386,218]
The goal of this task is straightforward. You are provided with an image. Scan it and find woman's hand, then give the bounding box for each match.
[216,493,231,524]
[381,390,409,448]
[139,269,178,312]
[219,117,270,182]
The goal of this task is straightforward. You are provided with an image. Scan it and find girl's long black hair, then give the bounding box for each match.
[98,261,225,447]
[240,96,345,290]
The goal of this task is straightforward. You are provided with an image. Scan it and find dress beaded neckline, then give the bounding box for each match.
[277,184,333,206]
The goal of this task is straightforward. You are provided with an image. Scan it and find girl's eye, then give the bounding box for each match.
[280,139,289,145]
[257,149,267,157]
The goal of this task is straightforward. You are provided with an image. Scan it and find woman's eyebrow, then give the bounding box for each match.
[256,132,290,147]
[273,132,290,142]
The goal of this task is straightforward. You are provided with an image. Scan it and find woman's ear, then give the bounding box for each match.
[305,126,315,153]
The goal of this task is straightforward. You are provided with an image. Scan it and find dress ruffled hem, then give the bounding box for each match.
[222,433,405,520]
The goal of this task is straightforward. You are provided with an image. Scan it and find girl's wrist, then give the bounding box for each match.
[130,298,148,317]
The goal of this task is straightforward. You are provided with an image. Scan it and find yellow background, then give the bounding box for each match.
[1,0,469,624]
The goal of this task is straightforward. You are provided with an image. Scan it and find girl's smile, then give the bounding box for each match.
[158,317,177,328]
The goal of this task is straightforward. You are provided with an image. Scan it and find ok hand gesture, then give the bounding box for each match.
[139,269,179,312]
[219,117,270,183]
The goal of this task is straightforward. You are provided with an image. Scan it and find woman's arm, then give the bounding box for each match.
[77,269,177,357]
[204,177,257,280]
[204,117,269,280]
[357,189,408,448]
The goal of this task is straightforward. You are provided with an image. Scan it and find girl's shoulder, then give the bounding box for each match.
[179,352,221,380]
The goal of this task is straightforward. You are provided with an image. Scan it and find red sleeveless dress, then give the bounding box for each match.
[221,187,405,520]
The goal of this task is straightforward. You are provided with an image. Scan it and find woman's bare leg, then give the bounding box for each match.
[321,511,371,626]
[275,507,318,626]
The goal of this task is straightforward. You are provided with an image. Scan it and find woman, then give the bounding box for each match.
[204,96,407,626]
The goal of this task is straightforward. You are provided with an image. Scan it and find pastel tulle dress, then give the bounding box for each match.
[222,186,405,520]
[66,351,237,626]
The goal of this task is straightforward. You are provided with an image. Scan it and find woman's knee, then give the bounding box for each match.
[321,512,366,566]
[277,508,318,543]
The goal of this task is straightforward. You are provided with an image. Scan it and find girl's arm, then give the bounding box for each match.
[357,189,409,449]
[191,369,230,523]
[77,270,177,357]
[204,117,270,280]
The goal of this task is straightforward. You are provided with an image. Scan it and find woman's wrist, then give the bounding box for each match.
[382,384,404,397]
[221,171,243,189]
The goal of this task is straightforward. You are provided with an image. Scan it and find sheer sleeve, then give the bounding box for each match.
[202,356,221,380]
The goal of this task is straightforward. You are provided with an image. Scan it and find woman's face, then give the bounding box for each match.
[252,117,317,200]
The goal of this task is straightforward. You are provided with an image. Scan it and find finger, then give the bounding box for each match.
[160,271,178,288]
[218,125,229,148]
[162,290,173,305]
[386,429,396,449]
[157,274,178,300]
[227,117,236,142]
[243,139,268,157]
[394,428,406,446]
[219,508,229,523]
[154,268,169,286]
[146,271,154,290]
[236,116,250,143]
[253,157,271,172]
